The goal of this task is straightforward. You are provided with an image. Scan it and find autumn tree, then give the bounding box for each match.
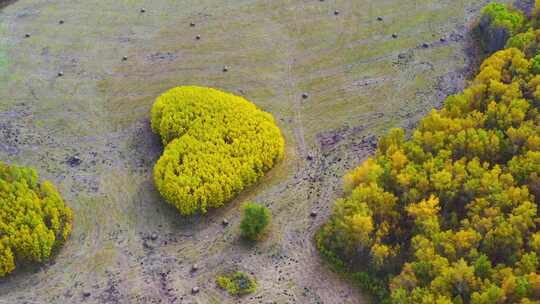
[151,86,285,215]
[0,162,72,277]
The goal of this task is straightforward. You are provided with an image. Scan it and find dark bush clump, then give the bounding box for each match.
[240,202,271,241]
[477,3,524,53]
[318,2,540,302]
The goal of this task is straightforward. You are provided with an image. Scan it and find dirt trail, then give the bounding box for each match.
[0,0,508,303]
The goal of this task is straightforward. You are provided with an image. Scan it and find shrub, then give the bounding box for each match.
[216,271,257,296]
[151,86,285,215]
[240,202,271,240]
[317,9,540,302]
[477,3,525,53]
[0,161,72,277]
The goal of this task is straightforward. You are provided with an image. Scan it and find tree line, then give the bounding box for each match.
[318,3,540,303]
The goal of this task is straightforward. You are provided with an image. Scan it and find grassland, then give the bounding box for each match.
[0,0,510,303]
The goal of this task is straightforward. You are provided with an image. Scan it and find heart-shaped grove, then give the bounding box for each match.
[151,86,285,215]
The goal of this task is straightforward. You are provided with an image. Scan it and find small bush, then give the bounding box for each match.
[216,271,257,296]
[533,0,540,24]
[240,202,271,240]
[151,86,285,215]
[0,161,73,277]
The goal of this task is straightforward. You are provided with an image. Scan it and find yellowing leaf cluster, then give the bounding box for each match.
[151,86,284,215]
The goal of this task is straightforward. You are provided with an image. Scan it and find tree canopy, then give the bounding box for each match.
[318,3,540,303]
[151,86,284,215]
[0,161,72,277]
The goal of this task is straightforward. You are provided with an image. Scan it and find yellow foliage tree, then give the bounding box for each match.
[0,161,72,277]
[151,86,284,215]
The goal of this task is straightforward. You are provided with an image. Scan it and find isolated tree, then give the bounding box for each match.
[240,202,271,240]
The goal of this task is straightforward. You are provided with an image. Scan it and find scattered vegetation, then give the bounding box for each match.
[151,86,285,215]
[0,162,72,277]
[318,3,540,303]
[240,202,271,241]
[216,271,257,296]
